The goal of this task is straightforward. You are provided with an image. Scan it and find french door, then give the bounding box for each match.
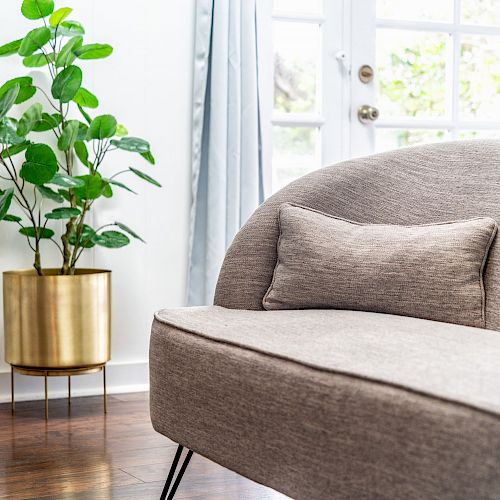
[270,0,500,193]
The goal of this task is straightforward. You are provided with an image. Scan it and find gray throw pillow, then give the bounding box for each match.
[262,203,498,328]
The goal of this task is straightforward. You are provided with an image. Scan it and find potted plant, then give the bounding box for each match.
[0,0,160,373]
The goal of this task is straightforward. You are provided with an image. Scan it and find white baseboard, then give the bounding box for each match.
[0,360,149,403]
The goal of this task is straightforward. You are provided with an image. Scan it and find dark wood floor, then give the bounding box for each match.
[0,392,289,499]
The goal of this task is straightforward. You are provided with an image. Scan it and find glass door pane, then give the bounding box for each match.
[377,0,453,22]
[273,21,321,114]
[460,35,500,120]
[377,29,449,118]
[461,0,500,26]
[272,127,320,192]
[273,0,323,16]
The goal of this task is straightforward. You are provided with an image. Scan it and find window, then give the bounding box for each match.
[375,0,500,151]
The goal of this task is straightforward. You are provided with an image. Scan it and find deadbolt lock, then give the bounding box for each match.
[358,64,374,83]
[358,105,380,124]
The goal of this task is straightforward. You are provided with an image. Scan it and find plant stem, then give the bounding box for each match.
[60,149,78,275]
[0,151,43,275]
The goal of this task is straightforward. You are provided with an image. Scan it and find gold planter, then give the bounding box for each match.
[3,269,111,369]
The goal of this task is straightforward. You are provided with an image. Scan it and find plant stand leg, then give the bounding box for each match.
[160,445,194,500]
[68,376,71,407]
[44,372,49,420]
[11,366,15,415]
[103,365,107,414]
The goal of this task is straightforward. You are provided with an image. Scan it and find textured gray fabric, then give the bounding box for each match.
[154,306,500,415]
[151,142,500,498]
[150,312,500,500]
[214,140,500,331]
[262,204,497,328]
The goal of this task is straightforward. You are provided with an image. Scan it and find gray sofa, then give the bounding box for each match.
[150,140,500,499]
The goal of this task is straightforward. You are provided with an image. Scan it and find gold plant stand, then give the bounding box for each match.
[10,364,107,420]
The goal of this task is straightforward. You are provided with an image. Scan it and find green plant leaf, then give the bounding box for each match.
[1,141,31,158]
[129,167,162,187]
[32,112,61,132]
[57,119,79,151]
[45,206,80,219]
[49,7,72,27]
[95,230,130,248]
[0,188,14,221]
[21,0,54,20]
[77,104,92,125]
[37,184,64,203]
[0,118,25,145]
[3,214,22,223]
[18,27,52,57]
[74,140,88,166]
[20,143,58,185]
[0,77,36,105]
[20,226,55,239]
[49,172,85,188]
[0,39,23,57]
[107,179,137,194]
[116,124,128,137]
[69,224,96,248]
[76,122,88,141]
[73,174,105,199]
[55,35,82,68]
[51,65,82,103]
[140,151,155,165]
[23,52,54,67]
[58,20,85,37]
[75,43,113,60]
[110,137,150,153]
[87,114,117,140]
[17,102,43,136]
[102,183,113,198]
[72,87,98,108]
[0,84,20,120]
[114,222,145,242]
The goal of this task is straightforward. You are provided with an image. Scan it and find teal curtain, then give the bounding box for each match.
[187,0,270,305]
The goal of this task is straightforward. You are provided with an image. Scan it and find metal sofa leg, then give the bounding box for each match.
[160,444,194,500]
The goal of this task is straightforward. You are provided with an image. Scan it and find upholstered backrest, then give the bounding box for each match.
[214,140,500,331]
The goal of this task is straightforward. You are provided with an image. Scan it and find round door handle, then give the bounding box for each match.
[358,105,380,124]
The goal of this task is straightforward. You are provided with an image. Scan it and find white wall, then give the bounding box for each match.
[0,0,195,402]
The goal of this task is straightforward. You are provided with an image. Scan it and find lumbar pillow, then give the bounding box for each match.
[262,203,498,328]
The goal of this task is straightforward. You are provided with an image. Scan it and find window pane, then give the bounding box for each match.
[273,0,323,16]
[461,0,500,26]
[377,30,448,118]
[460,35,500,120]
[458,130,500,139]
[272,126,320,192]
[377,0,453,22]
[274,22,320,114]
[376,129,448,152]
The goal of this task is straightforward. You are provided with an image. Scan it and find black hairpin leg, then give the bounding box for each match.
[160,444,194,500]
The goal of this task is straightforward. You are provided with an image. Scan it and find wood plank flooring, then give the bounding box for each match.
[0,392,289,499]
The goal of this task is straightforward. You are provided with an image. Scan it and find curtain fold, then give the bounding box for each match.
[187,0,268,305]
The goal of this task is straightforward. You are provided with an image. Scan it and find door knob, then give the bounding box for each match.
[358,105,379,124]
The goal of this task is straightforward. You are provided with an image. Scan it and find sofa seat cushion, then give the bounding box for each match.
[154,306,500,415]
[150,307,500,499]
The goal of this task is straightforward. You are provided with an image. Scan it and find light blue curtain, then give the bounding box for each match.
[187,0,270,305]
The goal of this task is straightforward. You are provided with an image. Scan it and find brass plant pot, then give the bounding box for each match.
[3,269,111,369]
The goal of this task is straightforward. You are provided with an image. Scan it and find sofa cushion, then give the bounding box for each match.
[262,204,497,328]
[153,306,500,415]
[150,306,500,499]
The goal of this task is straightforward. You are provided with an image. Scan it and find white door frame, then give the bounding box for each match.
[348,0,377,158]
